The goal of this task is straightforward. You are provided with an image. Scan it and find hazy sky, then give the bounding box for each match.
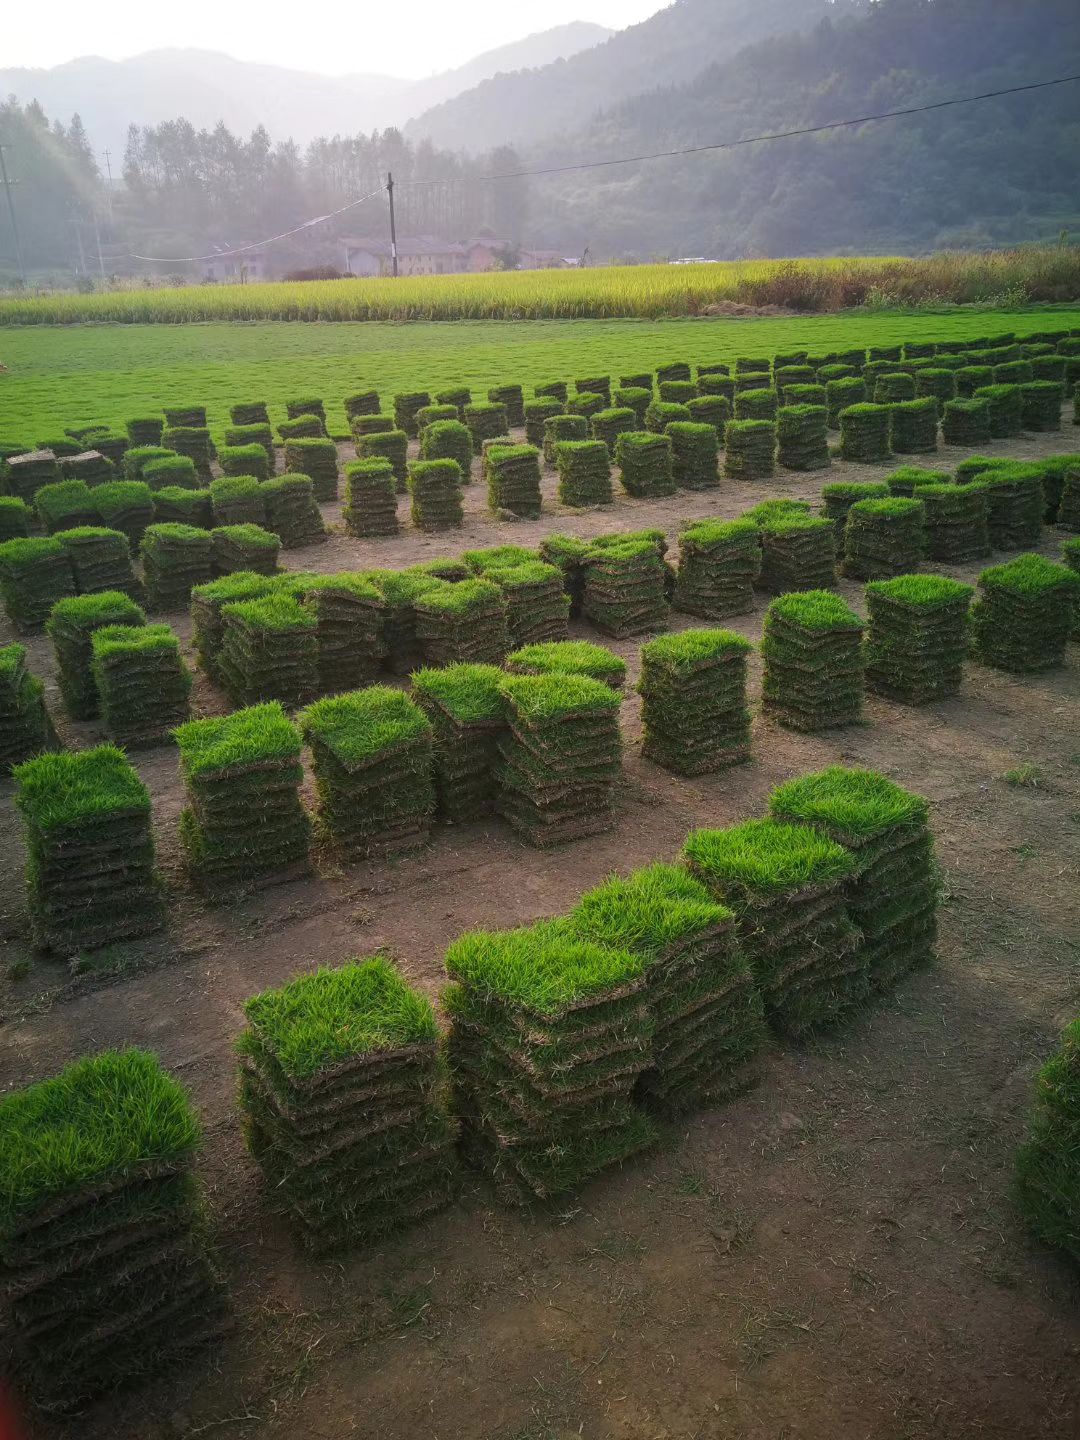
[6,2,666,78]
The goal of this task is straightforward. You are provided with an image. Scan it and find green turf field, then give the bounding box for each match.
[3,308,1078,446]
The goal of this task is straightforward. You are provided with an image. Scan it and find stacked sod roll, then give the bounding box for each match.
[543,414,588,465]
[919,482,990,562]
[485,444,543,519]
[826,377,867,428]
[981,465,1045,548]
[1014,1018,1080,1265]
[300,688,434,856]
[639,628,752,774]
[421,418,473,479]
[175,703,311,890]
[217,592,317,706]
[413,579,509,667]
[484,561,570,648]
[567,865,765,1113]
[942,398,991,447]
[0,538,76,631]
[970,553,1079,672]
[843,497,926,580]
[210,475,263,526]
[615,431,675,498]
[35,480,98,533]
[874,372,916,403]
[673,517,761,618]
[734,387,778,421]
[56,526,138,596]
[237,957,456,1253]
[592,407,636,456]
[443,921,657,1201]
[974,384,1024,438]
[289,573,385,694]
[219,442,271,483]
[666,422,719,490]
[865,573,973,703]
[344,459,399,537]
[0,1049,226,1412]
[357,429,409,490]
[582,536,670,638]
[465,403,508,451]
[488,384,525,428]
[91,623,192,747]
[770,766,939,991]
[162,426,213,481]
[1019,380,1063,431]
[393,391,431,439]
[645,400,691,434]
[190,572,279,682]
[505,639,627,690]
[761,590,865,731]
[211,523,280,576]
[777,404,830,470]
[0,497,31,541]
[407,459,464,531]
[413,663,506,822]
[724,420,776,480]
[840,404,892,461]
[48,590,146,719]
[884,465,950,498]
[556,440,612,506]
[0,644,57,773]
[756,512,836,594]
[684,819,861,1035]
[1063,536,1080,639]
[14,745,164,950]
[820,481,890,554]
[154,487,212,528]
[495,672,621,847]
[142,524,213,610]
[524,398,563,447]
[262,474,326,548]
[284,438,338,501]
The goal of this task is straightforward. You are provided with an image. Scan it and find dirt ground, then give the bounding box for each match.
[1,419,1079,1440]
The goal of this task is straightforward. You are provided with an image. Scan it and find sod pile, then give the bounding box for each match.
[864,573,973,703]
[300,688,434,856]
[757,512,836,593]
[0,496,31,541]
[1014,1018,1080,1265]
[873,372,916,404]
[761,590,864,731]
[836,403,891,462]
[230,401,271,426]
[35,480,98,534]
[538,533,590,615]
[5,451,60,504]
[123,445,175,483]
[674,518,761,618]
[209,475,264,527]
[406,459,464,531]
[262,474,327,548]
[819,364,857,384]
[283,439,338,502]
[1061,469,1080,530]
[485,444,543,518]
[534,380,569,402]
[485,562,569,649]
[211,523,280,576]
[698,374,736,403]
[884,466,950,498]
[343,390,380,422]
[981,465,1045,549]
[658,362,692,384]
[153,487,213,528]
[175,703,310,890]
[351,414,395,443]
[125,415,165,445]
[775,364,815,388]
[820,480,889,553]
[365,569,445,674]
[733,388,778,424]
[639,628,752,775]
[287,573,385,695]
[645,400,691,434]
[543,414,588,465]
[556,440,613,507]
[576,376,612,403]
[14,745,164,950]
[1036,455,1080,524]
[776,404,830,471]
[685,395,730,439]
[161,426,213,482]
[0,537,75,630]
[665,422,719,491]
[591,407,636,457]
[970,553,1079,672]
[142,523,213,610]
[495,673,621,847]
[190,572,278,682]
[919,483,990,562]
[412,663,506,822]
[488,385,525,428]
[412,579,509,667]
[1019,380,1063,431]
[613,386,652,426]
[1062,537,1080,638]
[914,368,956,411]
[658,380,698,406]
[219,442,271,483]
[941,398,991,447]
[237,958,455,1252]
[582,537,670,638]
[421,418,472,480]
[0,1049,225,1412]
[59,451,113,488]
[444,921,656,1201]
[568,864,765,1113]
[356,429,408,490]
[434,386,471,416]
[48,590,146,720]
[505,639,626,689]
[770,766,938,991]
[56,525,137,596]
[843,496,925,579]
[343,459,399,537]
[0,644,57,773]
[614,431,674,498]
[825,377,867,429]
[465,403,509,450]
[217,592,317,706]
[993,361,1033,388]
[225,422,275,461]
[724,419,776,480]
[416,404,458,434]
[390,392,429,440]
[684,819,859,1033]
[91,623,192,748]
[956,365,994,397]
[162,405,207,428]
[524,399,563,448]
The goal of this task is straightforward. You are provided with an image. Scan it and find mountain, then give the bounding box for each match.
[0,24,613,158]
[405,0,854,152]
[524,0,1080,258]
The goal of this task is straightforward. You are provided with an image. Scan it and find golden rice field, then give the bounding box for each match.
[4,247,1079,324]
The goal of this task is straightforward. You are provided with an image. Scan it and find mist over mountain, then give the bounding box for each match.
[0,23,614,157]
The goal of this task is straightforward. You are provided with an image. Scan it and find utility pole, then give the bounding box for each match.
[0,143,27,287]
[386,171,398,278]
[101,148,114,223]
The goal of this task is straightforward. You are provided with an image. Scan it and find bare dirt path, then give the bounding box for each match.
[1,421,1078,1440]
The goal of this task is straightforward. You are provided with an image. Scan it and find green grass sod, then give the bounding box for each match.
[412,663,506,822]
[284,572,384,695]
[142,454,201,492]
[842,496,926,580]
[582,537,671,638]
[864,573,974,703]
[839,403,893,462]
[0,643,58,774]
[555,440,613,508]
[760,590,865,732]
[91,623,192,748]
[210,523,281,577]
[356,429,409,491]
[141,523,213,611]
[189,571,280,681]
[153,485,213,528]
[1014,1018,1080,1265]
[407,459,464,532]
[1062,536,1080,639]
[638,628,753,774]
[421,418,473,480]
[673,518,761,618]
[970,553,1080,672]
[483,561,569,648]
[484,445,543,519]
[756,512,837,594]
[614,431,675,499]
[723,419,775,481]
[412,578,509,668]
[0,536,76,632]
[261,474,327,549]
[820,481,890,554]
[47,590,146,720]
[343,459,399,538]
[34,480,99,535]
[217,591,317,707]
[884,466,951,498]
[0,496,33,542]
[282,438,338,501]
[505,639,627,689]
[918,483,991,563]
[56,526,138,597]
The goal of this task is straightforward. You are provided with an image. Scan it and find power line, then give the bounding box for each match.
[124,71,1080,264]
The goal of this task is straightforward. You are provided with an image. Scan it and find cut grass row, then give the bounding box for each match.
[5,308,1080,447]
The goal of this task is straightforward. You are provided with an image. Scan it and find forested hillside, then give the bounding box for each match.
[528,0,1080,257]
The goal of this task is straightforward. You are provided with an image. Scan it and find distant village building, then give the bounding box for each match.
[341,236,469,278]
[201,246,267,284]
